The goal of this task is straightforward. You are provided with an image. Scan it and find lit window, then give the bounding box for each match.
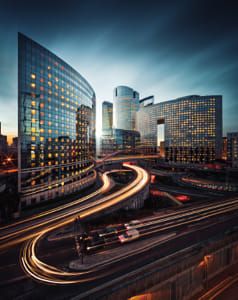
[31,74,36,79]
[31,83,36,88]
[40,137,44,142]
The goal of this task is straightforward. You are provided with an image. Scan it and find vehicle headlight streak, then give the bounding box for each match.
[0,170,112,249]
[20,164,150,284]
[20,164,238,286]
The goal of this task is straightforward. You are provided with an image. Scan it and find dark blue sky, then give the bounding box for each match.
[0,0,238,140]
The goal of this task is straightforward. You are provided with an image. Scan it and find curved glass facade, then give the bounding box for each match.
[18,33,96,205]
[113,86,139,131]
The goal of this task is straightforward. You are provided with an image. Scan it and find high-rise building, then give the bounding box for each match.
[222,137,227,160]
[227,132,238,167]
[101,129,140,156]
[18,33,96,206]
[113,86,139,131]
[139,95,154,108]
[136,95,222,163]
[102,101,113,134]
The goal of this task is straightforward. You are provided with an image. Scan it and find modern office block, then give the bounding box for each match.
[222,137,227,160]
[18,33,96,206]
[113,86,139,131]
[139,95,154,108]
[102,101,113,135]
[100,129,140,156]
[136,95,222,163]
[227,132,238,167]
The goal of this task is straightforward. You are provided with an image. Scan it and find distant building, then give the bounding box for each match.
[101,129,140,156]
[139,95,154,108]
[102,101,113,135]
[12,137,18,149]
[0,122,8,163]
[113,86,139,131]
[227,132,238,167]
[7,137,18,166]
[222,137,227,160]
[136,95,222,163]
[18,33,96,206]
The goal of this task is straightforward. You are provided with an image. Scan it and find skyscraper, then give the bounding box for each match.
[101,129,140,156]
[102,101,113,134]
[136,95,222,163]
[113,86,139,131]
[18,33,96,206]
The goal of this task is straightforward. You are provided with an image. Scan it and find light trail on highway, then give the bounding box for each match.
[20,182,238,285]
[20,163,150,284]
[0,170,112,250]
[0,164,148,253]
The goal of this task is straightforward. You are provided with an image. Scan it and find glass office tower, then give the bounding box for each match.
[113,86,139,131]
[101,129,140,156]
[136,95,222,163]
[102,101,113,135]
[18,33,96,206]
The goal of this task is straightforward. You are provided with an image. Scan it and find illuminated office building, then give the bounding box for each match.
[227,132,238,167]
[101,129,140,156]
[102,101,113,135]
[18,33,96,206]
[222,137,227,160]
[113,86,139,131]
[136,95,222,163]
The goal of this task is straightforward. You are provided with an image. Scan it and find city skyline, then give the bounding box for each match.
[1,2,238,298]
[0,0,238,141]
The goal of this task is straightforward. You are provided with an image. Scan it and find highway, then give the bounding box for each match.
[0,163,149,299]
[20,194,238,286]
[0,163,148,252]
[0,164,149,250]
[1,160,238,299]
[0,171,110,251]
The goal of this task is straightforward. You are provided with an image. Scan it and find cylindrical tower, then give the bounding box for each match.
[113,86,139,131]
